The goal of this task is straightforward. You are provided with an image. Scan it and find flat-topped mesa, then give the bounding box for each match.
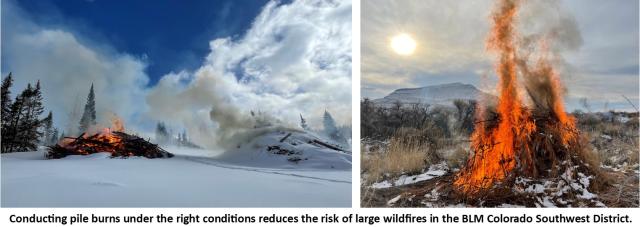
[374,82,494,107]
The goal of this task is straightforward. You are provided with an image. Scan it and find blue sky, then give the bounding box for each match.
[5,0,268,86]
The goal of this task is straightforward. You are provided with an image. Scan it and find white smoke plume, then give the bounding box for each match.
[146,0,352,149]
[1,0,150,136]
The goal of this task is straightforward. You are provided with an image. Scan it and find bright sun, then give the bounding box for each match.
[390,33,416,56]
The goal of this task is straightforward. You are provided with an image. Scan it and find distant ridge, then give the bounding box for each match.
[372,82,494,107]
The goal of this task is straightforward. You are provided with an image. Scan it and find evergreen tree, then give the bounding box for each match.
[1,73,13,126]
[1,84,27,153]
[3,82,45,152]
[1,73,14,149]
[155,122,169,142]
[4,84,31,152]
[41,111,53,145]
[300,113,309,130]
[323,110,338,135]
[78,84,96,133]
[323,110,347,145]
[17,81,45,151]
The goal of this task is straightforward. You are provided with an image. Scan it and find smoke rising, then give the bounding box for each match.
[145,0,352,149]
[515,0,583,113]
[1,0,150,136]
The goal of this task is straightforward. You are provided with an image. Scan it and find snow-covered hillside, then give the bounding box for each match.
[372,82,494,107]
[1,129,351,207]
[217,128,351,169]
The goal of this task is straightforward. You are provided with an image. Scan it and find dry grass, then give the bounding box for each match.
[361,126,473,184]
[361,128,437,183]
[575,112,639,168]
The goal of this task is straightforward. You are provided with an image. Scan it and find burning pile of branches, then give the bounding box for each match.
[451,0,602,205]
[46,117,173,159]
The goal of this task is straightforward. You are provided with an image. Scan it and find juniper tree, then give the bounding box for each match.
[78,84,96,133]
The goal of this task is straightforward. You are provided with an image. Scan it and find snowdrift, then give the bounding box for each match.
[215,127,351,170]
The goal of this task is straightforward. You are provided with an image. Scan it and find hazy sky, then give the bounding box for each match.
[361,0,639,112]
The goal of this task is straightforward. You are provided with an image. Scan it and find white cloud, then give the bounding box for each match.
[2,0,149,135]
[361,0,638,112]
[146,0,352,148]
[361,0,494,98]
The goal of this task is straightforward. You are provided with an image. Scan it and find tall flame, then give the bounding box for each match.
[454,0,579,194]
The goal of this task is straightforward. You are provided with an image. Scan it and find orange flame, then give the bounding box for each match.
[454,0,578,194]
[58,112,128,156]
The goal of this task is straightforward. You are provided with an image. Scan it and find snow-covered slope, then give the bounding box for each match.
[1,146,351,207]
[372,82,493,107]
[216,128,351,170]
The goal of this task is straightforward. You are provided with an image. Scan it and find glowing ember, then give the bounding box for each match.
[454,0,580,194]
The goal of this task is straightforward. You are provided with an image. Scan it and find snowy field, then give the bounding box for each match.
[1,142,351,207]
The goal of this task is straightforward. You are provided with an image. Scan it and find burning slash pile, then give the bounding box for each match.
[46,118,173,159]
[365,0,634,208]
[448,0,603,206]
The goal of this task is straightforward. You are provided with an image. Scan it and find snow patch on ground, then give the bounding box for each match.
[525,184,545,194]
[371,181,392,189]
[512,168,604,207]
[497,204,526,208]
[539,196,557,208]
[387,195,401,205]
[371,162,448,189]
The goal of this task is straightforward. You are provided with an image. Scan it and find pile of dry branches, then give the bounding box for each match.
[47,131,174,159]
